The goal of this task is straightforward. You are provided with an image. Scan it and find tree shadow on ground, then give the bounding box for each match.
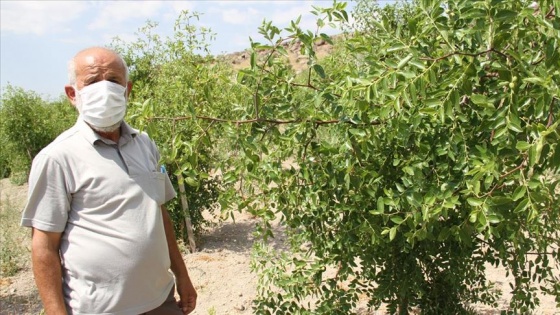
[195,217,289,254]
[0,292,42,315]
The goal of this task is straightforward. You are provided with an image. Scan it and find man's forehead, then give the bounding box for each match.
[83,55,97,65]
[76,53,124,73]
[78,52,115,65]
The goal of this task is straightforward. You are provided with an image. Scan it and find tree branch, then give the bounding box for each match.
[148,115,382,127]
[500,161,526,179]
[254,83,261,119]
[545,6,555,19]
[421,50,491,61]
[421,48,508,62]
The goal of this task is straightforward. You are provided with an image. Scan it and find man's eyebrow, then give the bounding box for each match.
[82,74,100,85]
[106,72,125,82]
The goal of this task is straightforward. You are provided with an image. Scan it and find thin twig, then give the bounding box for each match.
[545,6,555,18]
[420,50,491,61]
[254,83,261,119]
[421,48,508,62]
[484,183,506,197]
[547,97,557,128]
[500,161,526,179]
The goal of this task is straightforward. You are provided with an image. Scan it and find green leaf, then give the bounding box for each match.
[523,77,545,84]
[419,107,438,115]
[467,197,483,207]
[313,64,326,79]
[470,94,489,106]
[403,166,414,176]
[512,186,526,201]
[391,216,404,224]
[387,43,407,52]
[490,196,512,205]
[397,54,413,69]
[469,211,478,223]
[389,226,397,241]
[349,128,366,137]
[377,197,385,214]
[250,51,256,68]
[185,176,198,187]
[425,98,440,107]
[513,198,529,213]
[409,59,425,70]
[529,138,544,166]
[487,215,501,224]
[515,141,531,151]
[478,213,487,226]
[495,10,518,21]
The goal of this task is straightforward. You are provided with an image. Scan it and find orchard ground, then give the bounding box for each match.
[0,178,558,315]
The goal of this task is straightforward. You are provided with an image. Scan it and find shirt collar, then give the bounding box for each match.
[77,117,138,146]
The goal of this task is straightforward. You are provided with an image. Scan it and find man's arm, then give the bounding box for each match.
[31,228,67,315]
[161,206,197,314]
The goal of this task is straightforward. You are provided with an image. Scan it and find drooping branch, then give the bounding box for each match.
[476,237,556,256]
[484,157,528,197]
[421,48,508,62]
[147,115,382,127]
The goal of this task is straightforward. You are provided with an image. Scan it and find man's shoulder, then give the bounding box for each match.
[130,127,156,146]
[36,124,83,159]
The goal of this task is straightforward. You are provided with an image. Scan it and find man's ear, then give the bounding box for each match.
[126,81,132,98]
[64,85,77,107]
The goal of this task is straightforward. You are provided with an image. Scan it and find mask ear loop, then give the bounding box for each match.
[72,85,82,112]
[123,82,129,102]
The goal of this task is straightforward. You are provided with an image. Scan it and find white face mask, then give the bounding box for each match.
[75,80,127,129]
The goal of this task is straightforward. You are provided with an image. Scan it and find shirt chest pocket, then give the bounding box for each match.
[132,171,167,205]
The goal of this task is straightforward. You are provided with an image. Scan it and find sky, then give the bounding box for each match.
[1,0,357,101]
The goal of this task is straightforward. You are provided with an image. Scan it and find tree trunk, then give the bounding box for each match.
[177,173,196,253]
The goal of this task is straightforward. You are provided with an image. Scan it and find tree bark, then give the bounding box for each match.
[177,173,196,253]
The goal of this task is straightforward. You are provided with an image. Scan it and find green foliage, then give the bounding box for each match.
[2,0,558,312]
[0,85,77,183]
[111,11,243,242]
[214,0,559,313]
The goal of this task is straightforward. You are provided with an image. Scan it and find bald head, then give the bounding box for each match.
[67,47,129,88]
[64,47,132,117]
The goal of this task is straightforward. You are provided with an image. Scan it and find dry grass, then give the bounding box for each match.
[0,178,42,315]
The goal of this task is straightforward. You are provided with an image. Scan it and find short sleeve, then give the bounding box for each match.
[21,153,71,232]
[163,170,176,203]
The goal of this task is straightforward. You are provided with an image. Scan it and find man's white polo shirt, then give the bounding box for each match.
[22,118,177,315]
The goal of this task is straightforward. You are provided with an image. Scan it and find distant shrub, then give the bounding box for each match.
[0,85,77,183]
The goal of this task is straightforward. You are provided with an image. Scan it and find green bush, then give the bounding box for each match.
[224,0,559,313]
[111,12,244,245]
[0,85,77,183]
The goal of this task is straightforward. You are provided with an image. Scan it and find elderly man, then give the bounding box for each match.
[21,47,197,315]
